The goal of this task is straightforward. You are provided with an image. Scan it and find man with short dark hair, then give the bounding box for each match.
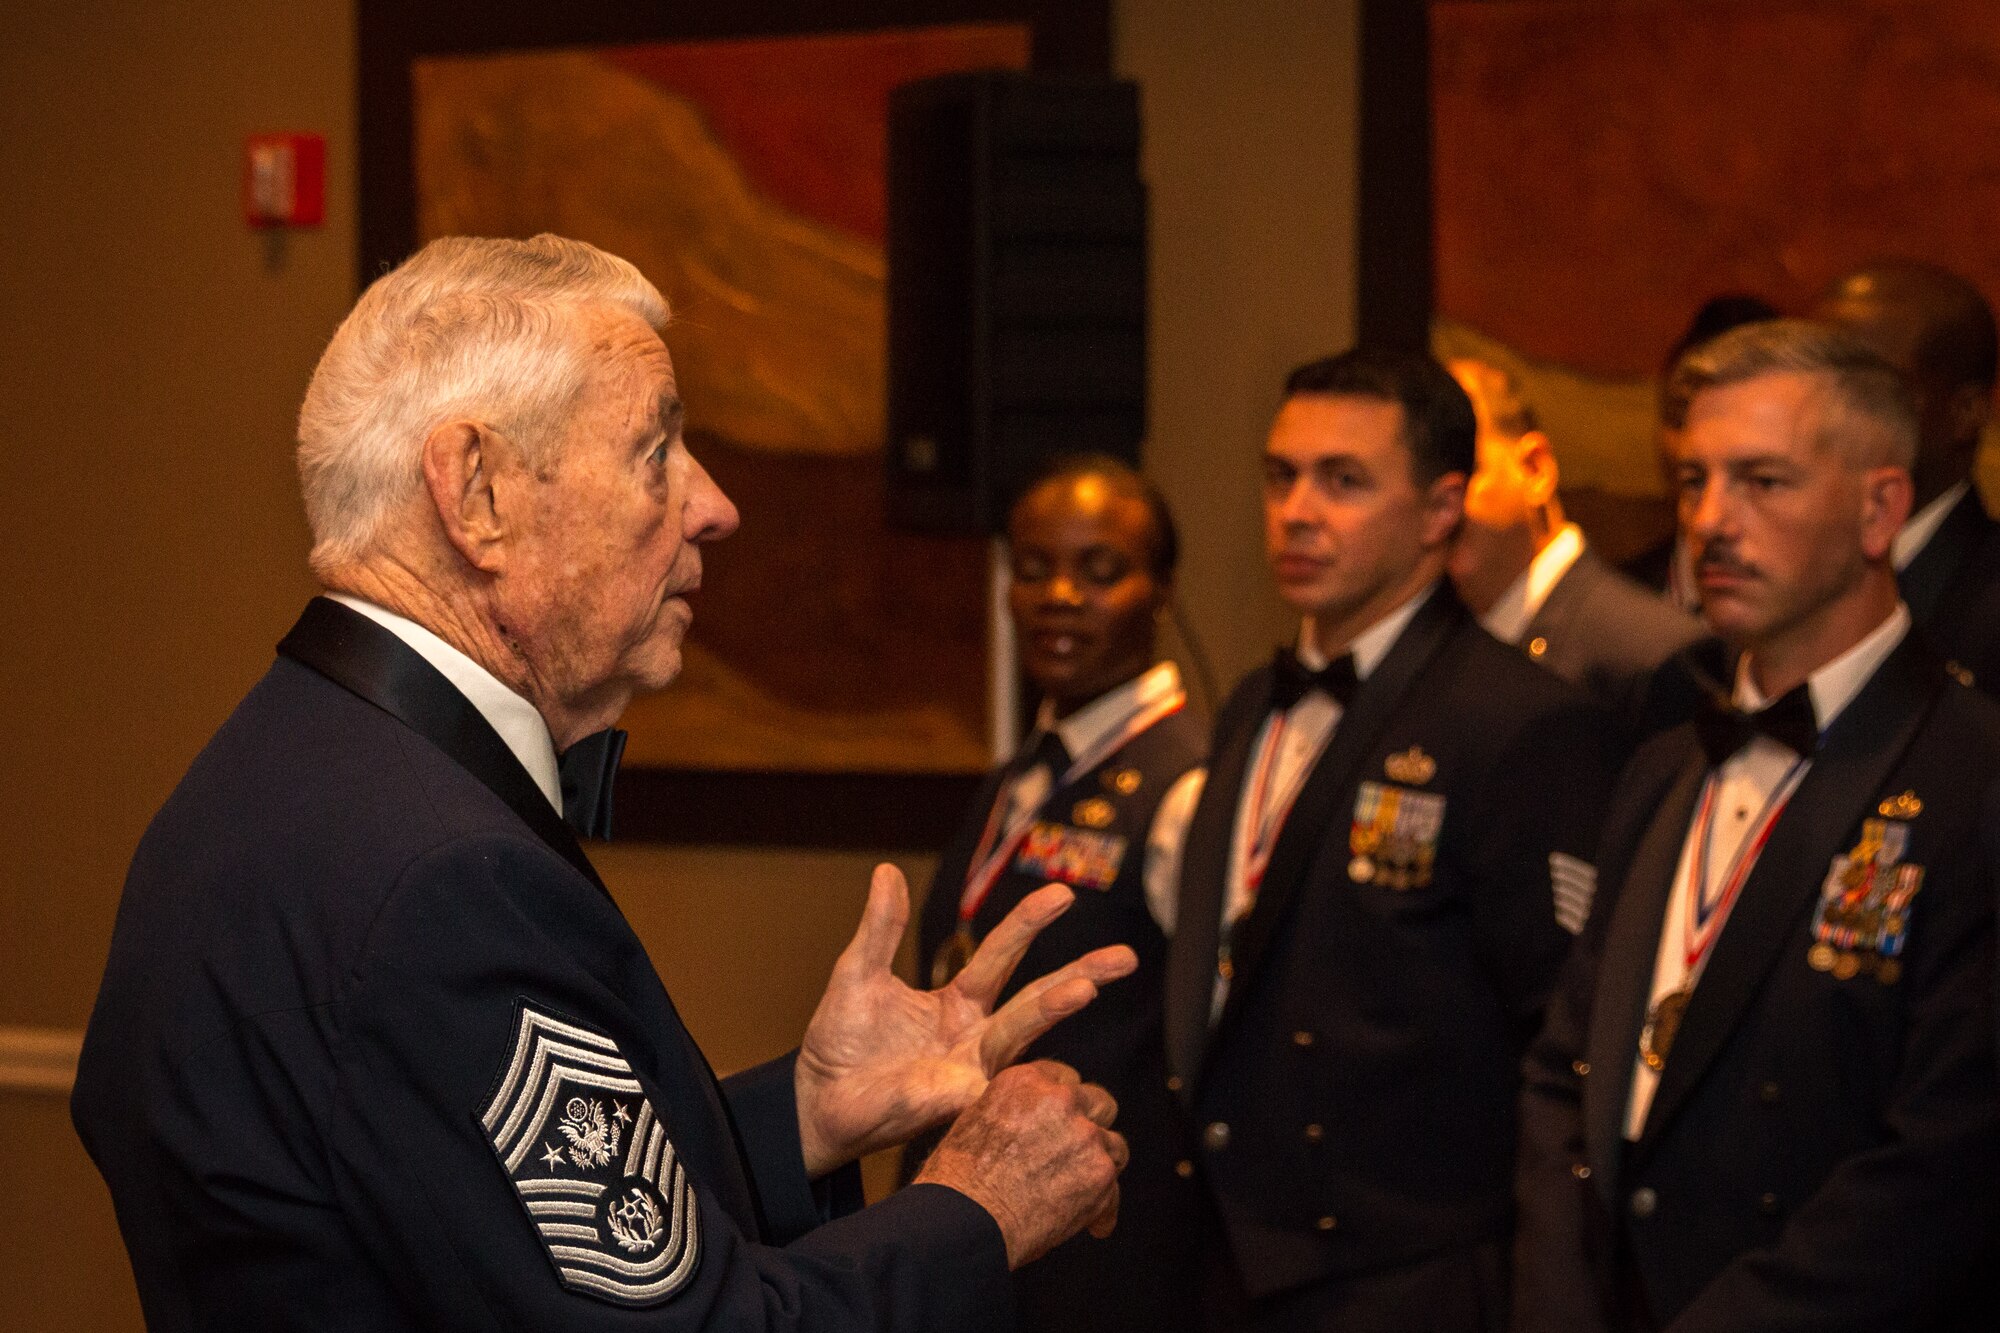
[1815,259,2000,693]
[1513,320,2000,1331]
[1158,347,1618,1332]
[1447,358,1700,720]
[72,234,1137,1333]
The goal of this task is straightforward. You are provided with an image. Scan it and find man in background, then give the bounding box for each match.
[1161,348,1618,1331]
[1815,259,2000,692]
[906,455,1207,1333]
[1514,321,2000,1330]
[1447,358,1700,720]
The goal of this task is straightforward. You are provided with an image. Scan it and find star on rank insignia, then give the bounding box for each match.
[479,1002,700,1307]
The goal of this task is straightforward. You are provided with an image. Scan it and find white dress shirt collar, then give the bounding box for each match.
[328,594,564,812]
[1892,480,1970,572]
[1033,660,1184,763]
[1735,601,1912,733]
[1298,579,1439,679]
[1479,523,1587,645]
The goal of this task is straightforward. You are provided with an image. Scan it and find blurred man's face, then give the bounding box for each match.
[1007,475,1165,715]
[1262,394,1459,628]
[1447,362,1552,612]
[1678,371,1903,652]
[495,306,739,724]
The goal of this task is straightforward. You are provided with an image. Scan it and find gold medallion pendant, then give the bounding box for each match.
[931,925,978,989]
[1639,987,1691,1071]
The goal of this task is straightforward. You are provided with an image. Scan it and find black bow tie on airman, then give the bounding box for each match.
[559,728,628,840]
[1270,646,1361,711]
[1693,684,1819,767]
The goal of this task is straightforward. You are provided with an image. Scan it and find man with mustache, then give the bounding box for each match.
[71,235,1136,1333]
[1159,348,1618,1331]
[1513,320,2000,1331]
[905,455,1207,1333]
[1814,260,2000,694]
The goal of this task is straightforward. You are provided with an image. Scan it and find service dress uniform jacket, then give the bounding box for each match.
[1519,549,1703,726]
[1513,630,2000,1332]
[71,599,1013,1333]
[906,684,1207,1333]
[1164,585,1620,1332]
[1899,484,2000,695]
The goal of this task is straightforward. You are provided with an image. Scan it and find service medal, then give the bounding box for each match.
[1639,987,1691,1071]
[1348,855,1376,884]
[931,925,978,988]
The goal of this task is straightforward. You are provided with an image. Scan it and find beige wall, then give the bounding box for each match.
[0,2,1359,1328]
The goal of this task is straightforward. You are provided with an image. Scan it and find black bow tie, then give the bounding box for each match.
[559,728,628,840]
[1693,685,1818,767]
[1271,647,1361,711]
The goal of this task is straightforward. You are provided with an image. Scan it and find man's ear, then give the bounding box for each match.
[1945,382,1992,448]
[1519,431,1561,506]
[1858,465,1915,563]
[1421,470,1469,548]
[421,420,509,571]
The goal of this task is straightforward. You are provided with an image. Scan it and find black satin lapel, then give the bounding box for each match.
[276,598,608,894]
[1582,741,1706,1192]
[1637,638,1942,1154]
[1899,490,1986,624]
[1214,589,1464,1035]
[1163,677,1270,1094]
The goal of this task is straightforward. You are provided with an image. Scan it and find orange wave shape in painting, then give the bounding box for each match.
[415,50,884,457]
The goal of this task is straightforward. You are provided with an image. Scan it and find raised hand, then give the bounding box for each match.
[793,863,1137,1177]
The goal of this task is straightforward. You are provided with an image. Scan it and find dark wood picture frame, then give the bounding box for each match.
[357,0,1109,848]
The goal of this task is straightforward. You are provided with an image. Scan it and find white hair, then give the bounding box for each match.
[297,233,670,574]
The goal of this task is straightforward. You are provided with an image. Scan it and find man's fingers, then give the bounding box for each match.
[1076,1082,1117,1130]
[949,883,1074,1008]
[1088,1189,1120,1241]
[975,945,1138,1071]
[834,863,910,981]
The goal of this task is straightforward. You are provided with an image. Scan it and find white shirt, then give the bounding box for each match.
[983,662,1201,934]
[1892,480,1970,572]
[1623,602,1912,1138]
[328,594,564,813]
[1480,523,1586,646]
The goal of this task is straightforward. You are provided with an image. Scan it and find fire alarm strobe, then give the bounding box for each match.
[243,133,325,228]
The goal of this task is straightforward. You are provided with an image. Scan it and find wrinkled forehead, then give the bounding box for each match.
[1681,371,1845,462]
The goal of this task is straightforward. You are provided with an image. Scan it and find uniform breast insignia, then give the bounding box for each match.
[1014,820,1128,892]
[1878,790,1922,820]
[480,1002,700,1307]
[1104,766,1144,796]
[1349,780,1446,890]
[1809,816,1924,984]
[1383,746,1437,786]
[1072,796,1118,829]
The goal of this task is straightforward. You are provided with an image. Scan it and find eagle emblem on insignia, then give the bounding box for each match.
[479,1002,700,1307]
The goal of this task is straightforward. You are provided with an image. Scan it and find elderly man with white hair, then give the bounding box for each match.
[72,234,1135,1333]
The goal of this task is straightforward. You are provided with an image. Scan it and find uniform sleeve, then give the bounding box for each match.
[322,833,1015,1333]
[1464,697,1620,1035]
[720,1053,865,1244]
[1663,788,2000,1332]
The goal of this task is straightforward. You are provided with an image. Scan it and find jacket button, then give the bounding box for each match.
[1204,1121,1231,1151]
[1572,1060,1591,1077]
[1630,1187,1658,1219]
[1316,1214,1338,1231]
[1292,1030,1316,1048]
[1759,1192,1780,1215]
[1165,1075,1184,1093]
[1175,1159,1195,1179]
[1528,636,1549,659]
[1571,1163,1592,1180]
[1303,1123,1325,1143]
[1759,1081,1780,1103]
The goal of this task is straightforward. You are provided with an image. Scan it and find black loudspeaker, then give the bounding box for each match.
[886,72,1147,533]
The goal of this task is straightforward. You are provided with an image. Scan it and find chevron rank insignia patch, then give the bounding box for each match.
[479,1002,700,1307]
[1549,852,1597,935]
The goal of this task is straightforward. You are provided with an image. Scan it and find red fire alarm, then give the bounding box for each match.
[243,133,326,228]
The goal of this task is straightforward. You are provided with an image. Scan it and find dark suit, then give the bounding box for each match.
[1900,486,2000,695]
[905,707,1207,1333]
[1164,586,1620,1332]
[1521,548,1703,725]
[1514,633,2000,1331]
[72,599,1013,1333]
